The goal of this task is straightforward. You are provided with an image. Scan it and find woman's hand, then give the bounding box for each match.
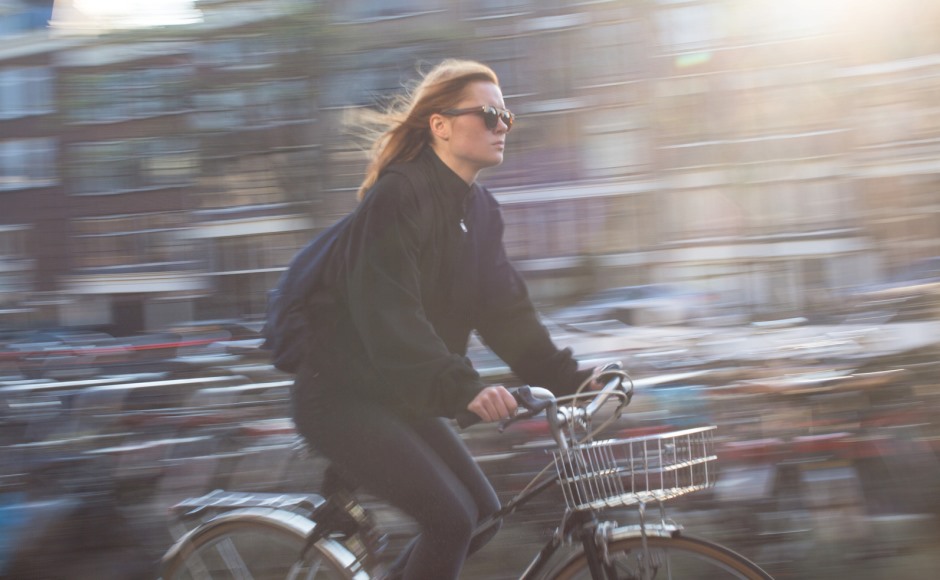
[467,385,518,423]
[586,370,606,391]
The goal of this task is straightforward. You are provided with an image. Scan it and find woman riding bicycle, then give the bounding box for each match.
[291,58,600,580]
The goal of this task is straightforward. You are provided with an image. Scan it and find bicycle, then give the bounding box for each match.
[160,362,773,579]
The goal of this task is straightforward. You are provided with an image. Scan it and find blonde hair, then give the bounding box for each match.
[354,59,499,200]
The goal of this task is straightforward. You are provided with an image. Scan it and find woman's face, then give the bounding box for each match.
[432,81,510,184]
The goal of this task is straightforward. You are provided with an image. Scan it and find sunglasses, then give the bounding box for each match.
[441,105,515,132]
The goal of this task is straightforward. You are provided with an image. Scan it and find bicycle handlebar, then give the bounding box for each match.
[456,362,632,440]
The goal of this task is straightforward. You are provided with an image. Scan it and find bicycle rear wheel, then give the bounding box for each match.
[550,534,773,580]
[161,508,361,580]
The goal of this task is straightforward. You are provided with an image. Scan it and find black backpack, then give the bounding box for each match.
[261,164,429,374]
[261,212,353,373]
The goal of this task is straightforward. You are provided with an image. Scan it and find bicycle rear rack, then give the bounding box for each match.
[171,489,324,520]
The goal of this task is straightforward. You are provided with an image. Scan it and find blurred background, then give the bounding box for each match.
[2,0,940,578]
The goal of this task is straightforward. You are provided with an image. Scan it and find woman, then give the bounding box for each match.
[292,59,596,580]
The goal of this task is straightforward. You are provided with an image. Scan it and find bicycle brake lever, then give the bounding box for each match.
[498,386,554,433]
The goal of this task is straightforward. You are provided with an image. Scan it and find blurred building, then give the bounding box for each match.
[1,0,323,333]
[0,0,62,326]
[178,1,323,322]
[313,0,940,318]
[56,37,204,332]
[2,0,940,333]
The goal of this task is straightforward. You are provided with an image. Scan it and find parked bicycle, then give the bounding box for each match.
[160,363,772,579]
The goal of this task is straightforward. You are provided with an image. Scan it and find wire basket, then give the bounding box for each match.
[552,426,717,511]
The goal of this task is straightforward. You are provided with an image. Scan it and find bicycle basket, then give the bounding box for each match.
[551,426,717,511]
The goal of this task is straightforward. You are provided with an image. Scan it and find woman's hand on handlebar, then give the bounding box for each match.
[467,385,518,423]
[585,372,605,391]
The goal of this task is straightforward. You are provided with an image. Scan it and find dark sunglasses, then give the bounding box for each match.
[441,105,514,132]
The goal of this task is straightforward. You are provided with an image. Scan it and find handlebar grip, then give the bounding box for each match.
[457,386,553,430]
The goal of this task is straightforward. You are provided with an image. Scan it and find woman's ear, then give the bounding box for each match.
[429,113,450,142]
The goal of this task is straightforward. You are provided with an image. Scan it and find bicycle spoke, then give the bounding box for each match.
[215,537,254,580]
[165,518,354,580]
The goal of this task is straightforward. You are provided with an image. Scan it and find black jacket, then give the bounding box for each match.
[302,147,589,418]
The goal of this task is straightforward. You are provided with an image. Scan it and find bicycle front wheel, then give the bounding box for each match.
[550,534,773,580]
[162,508,362,580]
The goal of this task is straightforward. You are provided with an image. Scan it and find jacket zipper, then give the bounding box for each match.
[459,188,473,234]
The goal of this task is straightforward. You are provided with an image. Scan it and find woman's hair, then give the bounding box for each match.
[353,59,499,200]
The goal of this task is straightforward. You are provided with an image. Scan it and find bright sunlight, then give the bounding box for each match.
[51,0,202,33]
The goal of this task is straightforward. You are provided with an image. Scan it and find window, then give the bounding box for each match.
[755,181,801,233]
[655,76,717,145]
[460,0,529,19]
[474,37,530,99]
[332,51,426,108]
[211,231,307,273]
[323,148,368,192]
[604,195,648,254]
[0,138,57,191]
[335,0,429,22]
[0,225,29,260]
[797,179,851,229]
[727,67,841,139]
[69,138,197,195]
[664,187,744,240]
[655,1,722,53]
[198,154,300,208]
[72,212,191,270]
[491,113,581,186]
[530,29,578,100]
[582,106,649,177]
[576,20,644,86]
[192,90,245,130]
[0,225,32,297]
[0,67,54,120]
[193,80,312,130]
[64,66,192,123]
[195,35,297,69]
[725,0,828,44]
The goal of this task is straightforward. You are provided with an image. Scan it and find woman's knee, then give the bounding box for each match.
[476,491,500,522]
[467,516,501,556]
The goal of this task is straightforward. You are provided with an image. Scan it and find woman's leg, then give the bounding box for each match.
[409,417,502,555]
[296,400,489,580]
[380,417,502,579]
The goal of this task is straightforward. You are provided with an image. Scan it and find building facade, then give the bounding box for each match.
[2,0,939,333]
[0,0,66,326]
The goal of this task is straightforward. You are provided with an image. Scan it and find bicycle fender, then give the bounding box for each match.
[161,507,368,579]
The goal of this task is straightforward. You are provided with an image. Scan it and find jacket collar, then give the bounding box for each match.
[420,147,476,204]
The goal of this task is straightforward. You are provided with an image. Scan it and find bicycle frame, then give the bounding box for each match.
[474,473,563,579]
[469,462,659,580]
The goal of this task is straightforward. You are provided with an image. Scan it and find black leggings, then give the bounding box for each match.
[293,387,501,580]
